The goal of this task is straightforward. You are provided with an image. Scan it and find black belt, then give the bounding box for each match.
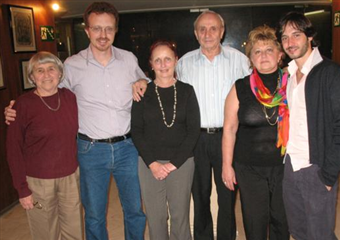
[78,132,131,143]
[201,127,223,134]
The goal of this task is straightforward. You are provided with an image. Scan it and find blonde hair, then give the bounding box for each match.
[245,25,284,68]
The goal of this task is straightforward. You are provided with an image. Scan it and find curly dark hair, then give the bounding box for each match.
[277,11,318,47]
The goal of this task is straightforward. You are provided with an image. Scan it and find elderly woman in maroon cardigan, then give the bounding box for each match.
[6,52,82,240]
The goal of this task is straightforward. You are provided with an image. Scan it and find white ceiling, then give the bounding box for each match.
[51,0,331,19]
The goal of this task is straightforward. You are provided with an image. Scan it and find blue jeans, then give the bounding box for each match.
[77,137,146,240]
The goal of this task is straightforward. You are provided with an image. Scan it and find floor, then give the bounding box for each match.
[0,178,339,240]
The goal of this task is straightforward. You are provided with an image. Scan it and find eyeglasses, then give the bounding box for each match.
[89,26,115,34]
[33,201,43,209]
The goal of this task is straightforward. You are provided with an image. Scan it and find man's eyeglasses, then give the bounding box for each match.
[33,201,43,209]
[89,26,115,34]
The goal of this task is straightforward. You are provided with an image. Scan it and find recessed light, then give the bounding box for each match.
[52,3,60,11]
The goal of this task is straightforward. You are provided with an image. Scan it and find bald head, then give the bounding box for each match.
[194,10,225,30]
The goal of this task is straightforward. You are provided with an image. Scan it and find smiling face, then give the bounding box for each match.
[250,40,283,74]
[150,45,178,81]
[85,12,117,54]
[30,62,61,96]
[194,12,224,53]
[281,23,312,64]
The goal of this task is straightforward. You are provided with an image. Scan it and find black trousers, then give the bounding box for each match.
[235,162,290,240]
[192,132,237,240]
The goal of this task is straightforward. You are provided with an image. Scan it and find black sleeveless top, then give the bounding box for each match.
[234,69,283,167]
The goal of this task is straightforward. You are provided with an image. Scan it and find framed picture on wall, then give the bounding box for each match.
[0,54,4,89]
[9,5,37,53]
[335,11,340,27]
[20,59,35,90]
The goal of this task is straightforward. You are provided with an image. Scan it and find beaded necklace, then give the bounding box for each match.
[154,82,177,128]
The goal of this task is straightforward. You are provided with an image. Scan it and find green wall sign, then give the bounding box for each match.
[40,26,55,41]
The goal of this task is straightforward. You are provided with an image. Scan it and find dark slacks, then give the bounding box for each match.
[235,162,290,240]
[283,155,338,240]
[192,132,237,240]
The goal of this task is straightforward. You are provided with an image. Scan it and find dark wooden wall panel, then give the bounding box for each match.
[0,0,57,213]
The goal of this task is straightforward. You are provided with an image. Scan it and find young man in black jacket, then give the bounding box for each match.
[278,11,340,240]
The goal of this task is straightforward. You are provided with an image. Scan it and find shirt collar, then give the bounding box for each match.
[195,44,226,62]
[83,45,121,66]
[288,47,323,76]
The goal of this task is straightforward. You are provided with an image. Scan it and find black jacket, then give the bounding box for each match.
[305,58,340,186]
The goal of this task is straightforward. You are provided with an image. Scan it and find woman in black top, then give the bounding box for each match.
[222,26,290,240]
[131,41,200,240]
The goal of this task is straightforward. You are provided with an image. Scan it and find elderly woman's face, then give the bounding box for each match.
[250,40,283,74]
[150,45,178,80]
[31,62,61,96]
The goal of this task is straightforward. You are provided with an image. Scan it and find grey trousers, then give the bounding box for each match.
[283,155,338,240]
[138,157,194,240]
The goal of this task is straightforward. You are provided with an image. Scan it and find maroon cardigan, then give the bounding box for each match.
[6,88,78,198]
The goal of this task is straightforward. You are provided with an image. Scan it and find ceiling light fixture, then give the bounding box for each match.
[304,10,325,16]
[190,8,209,13]
[52,3,60,11]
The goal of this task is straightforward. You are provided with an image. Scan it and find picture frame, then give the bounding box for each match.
[334,11,340,27]
[0,54,4,89]
[9,5,37,53]
[20,59,35,90]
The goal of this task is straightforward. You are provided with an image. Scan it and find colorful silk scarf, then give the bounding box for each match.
[250,68,289,156]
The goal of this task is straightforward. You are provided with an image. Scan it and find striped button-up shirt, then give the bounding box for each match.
[176,45,251,128]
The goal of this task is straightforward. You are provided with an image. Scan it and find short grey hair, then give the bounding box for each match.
[193,10,225,30]
[27,51,64,84]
